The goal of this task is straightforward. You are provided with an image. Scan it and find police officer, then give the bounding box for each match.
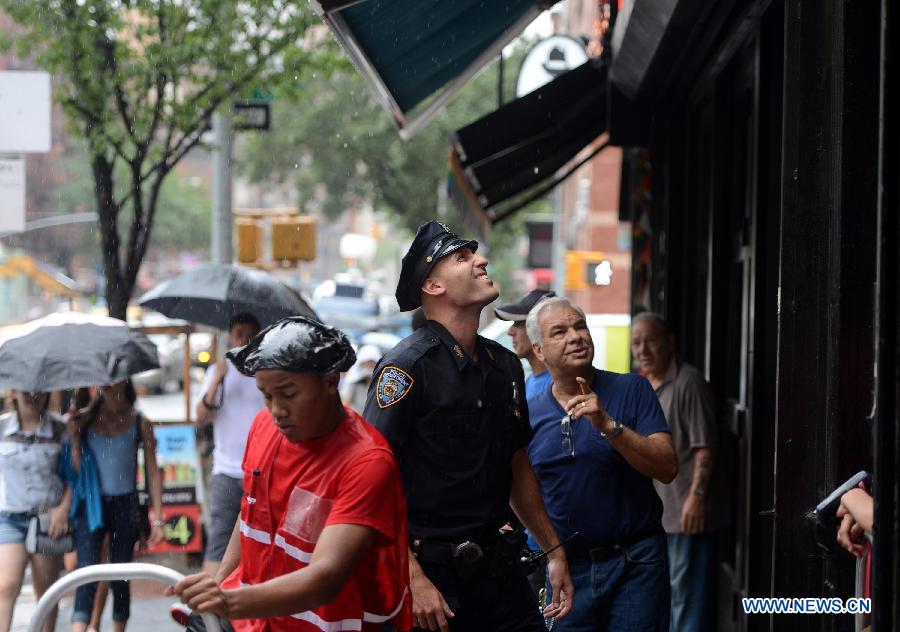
[364,221,573,632]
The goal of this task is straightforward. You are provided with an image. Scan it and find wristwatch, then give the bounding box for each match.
[600,417,624,439]
[151,519,165,527]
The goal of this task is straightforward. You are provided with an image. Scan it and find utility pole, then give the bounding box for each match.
[211,111,233,265]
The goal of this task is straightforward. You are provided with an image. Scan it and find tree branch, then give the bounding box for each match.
[125,162,170,293]
[175,11,288,115]
[94,6,137,143]
[164,127,207,171]
[57,2,132,164]
[62,96,131,163]
[124,158,146,289]
[91,154,123,306]
[142,3,169,152]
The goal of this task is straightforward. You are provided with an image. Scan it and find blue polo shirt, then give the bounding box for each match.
[525,370,552,399]
[528,369,670,551]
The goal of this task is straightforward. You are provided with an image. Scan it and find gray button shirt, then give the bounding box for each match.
[652,360,729,534]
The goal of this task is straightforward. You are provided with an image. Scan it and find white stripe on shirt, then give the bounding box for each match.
[289,610,362,631]
[362,586,409,623]
[239,519,271,545]
[274,533,313,564]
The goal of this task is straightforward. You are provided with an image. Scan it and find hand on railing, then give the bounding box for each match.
[27,563,222,632]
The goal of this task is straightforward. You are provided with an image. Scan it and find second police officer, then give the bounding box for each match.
[364,221,574,632]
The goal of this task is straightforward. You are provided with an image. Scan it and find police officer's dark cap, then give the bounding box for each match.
[395,220,478,312]
[226,316,356,376]
[494,289,556,322]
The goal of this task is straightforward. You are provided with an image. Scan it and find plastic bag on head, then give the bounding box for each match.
[226,316,356,376]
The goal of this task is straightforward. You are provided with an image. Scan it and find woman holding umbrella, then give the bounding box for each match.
[0,390,71,632]
[66,380,165,632]
[0,312,164,631]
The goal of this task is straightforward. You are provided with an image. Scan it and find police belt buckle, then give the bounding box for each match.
[452,540,484,579]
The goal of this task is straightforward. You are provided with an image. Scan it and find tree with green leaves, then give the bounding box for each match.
[240,63,509,232]
[0,0,335,318]
[237,55,543,296]
[54,153,214,255]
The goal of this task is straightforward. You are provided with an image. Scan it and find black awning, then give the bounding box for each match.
[607,0,710,145]
[449,58,607,215]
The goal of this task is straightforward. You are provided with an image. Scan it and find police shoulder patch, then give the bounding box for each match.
[376,365,414,409]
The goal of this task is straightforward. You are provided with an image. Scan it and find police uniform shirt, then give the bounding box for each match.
[363,320,532,542]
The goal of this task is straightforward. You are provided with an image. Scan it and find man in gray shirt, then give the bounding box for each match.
[631,312,727,631]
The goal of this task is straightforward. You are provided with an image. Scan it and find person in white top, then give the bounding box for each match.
[340,344,382,412]
[195,313,265,577]
[0,390,71,632]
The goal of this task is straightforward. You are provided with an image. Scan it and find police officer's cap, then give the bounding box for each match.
[226,316,356,376]
[395,220,478,312]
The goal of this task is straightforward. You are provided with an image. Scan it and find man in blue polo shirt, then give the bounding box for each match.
[524,296,677,631]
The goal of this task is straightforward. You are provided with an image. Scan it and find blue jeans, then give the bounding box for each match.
[547,534,670,631]
[204,474,243,562]
[72,494,139,624]
[667,533,716,632]
[0,510,32,545]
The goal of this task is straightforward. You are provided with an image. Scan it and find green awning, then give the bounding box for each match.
[312,0,550,138]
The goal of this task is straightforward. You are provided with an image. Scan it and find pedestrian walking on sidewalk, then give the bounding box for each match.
[0,390,71,632]
[195,313,264,578]
[64,381,164,632]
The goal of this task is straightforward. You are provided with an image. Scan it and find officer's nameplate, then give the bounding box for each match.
[376,366,414,409]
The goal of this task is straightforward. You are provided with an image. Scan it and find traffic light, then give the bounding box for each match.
[272,215,316,262]
[234,210,317,265]
[236,218,263,263]
[564,250,611,290]
[526,221,553,269]
[586,260,613,286]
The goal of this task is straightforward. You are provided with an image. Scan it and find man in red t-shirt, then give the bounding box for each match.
[168,317,412,632]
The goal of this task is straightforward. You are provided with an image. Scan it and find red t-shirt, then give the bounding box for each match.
[224,406,411,632]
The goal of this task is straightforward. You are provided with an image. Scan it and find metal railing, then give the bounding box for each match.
[27,563,221,632]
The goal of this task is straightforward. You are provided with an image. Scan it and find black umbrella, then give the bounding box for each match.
[0,312,160,392]
[137,264,317,331]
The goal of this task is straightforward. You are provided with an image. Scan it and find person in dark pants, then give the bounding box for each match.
[67,381,165,632]
[72,495,141,623]
[525,297,677,631]
[364,221,574,632]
